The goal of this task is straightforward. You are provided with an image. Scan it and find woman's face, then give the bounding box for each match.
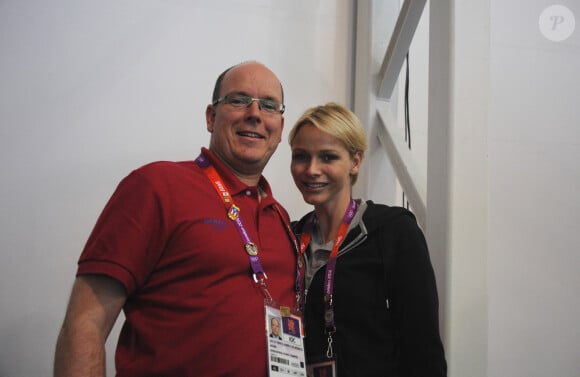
[290,124,361,208]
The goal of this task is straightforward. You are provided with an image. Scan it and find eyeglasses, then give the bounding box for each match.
[213,93,285,114]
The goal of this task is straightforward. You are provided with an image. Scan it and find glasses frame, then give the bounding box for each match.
[212,93,285,114]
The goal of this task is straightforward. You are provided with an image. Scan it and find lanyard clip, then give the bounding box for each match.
[253,272,268,283]
[254,272,273,304]
[326,332,335,359]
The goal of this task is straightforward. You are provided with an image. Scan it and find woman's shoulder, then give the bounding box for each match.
[362,200,418,231]
[291,211,314,234]
[363,200,414,219]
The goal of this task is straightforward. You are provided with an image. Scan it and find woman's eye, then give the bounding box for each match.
[321,154,338,162]
[292,153,308,162]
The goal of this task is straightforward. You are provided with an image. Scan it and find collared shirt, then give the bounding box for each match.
[78,147,296,377]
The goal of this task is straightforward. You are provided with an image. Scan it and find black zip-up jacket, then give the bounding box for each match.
[293,200,447,376]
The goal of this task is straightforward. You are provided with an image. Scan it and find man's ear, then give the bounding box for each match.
[205,104,216,132]
[277,116,285,143]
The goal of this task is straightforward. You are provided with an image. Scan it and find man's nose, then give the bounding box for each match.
[246,99,263,111]
[245,99,262,118]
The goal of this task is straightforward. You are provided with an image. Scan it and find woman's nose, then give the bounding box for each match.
[306,160,321,176]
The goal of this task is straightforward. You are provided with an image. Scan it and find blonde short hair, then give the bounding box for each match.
[288,102,368,185]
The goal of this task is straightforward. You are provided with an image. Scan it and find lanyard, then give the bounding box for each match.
[298,199,357,357]
[195,153,301,307]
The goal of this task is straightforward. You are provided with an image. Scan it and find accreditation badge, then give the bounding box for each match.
[306,360,337,377]
[265,304,306,377]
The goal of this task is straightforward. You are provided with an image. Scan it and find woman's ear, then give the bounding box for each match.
[350,151,364,175]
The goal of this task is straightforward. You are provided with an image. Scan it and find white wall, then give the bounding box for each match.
[0,1,353,375]
[487,1,580,376]
[421,1,580,376]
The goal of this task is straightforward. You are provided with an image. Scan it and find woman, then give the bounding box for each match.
[289,102,447,376]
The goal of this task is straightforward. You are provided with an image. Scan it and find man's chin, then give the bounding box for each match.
[235,151,274,167]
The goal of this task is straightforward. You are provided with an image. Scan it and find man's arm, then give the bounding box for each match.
[54,275,127,377]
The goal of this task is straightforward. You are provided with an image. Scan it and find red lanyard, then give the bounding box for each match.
[195,153,300,307]
[298,199,357,337]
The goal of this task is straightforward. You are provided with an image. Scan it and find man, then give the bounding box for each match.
[270,316,282,340]
[54,61,298,377]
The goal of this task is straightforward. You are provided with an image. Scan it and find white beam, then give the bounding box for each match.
[377,0,427,100]
[376,100,426,228]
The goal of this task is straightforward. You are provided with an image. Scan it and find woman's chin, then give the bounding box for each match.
[301,193,324,207]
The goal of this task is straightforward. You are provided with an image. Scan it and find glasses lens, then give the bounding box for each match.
[226,94,252,107]
[258,99,279,113]
[223,94,282,113]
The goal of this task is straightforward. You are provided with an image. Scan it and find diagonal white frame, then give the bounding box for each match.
[375,0,427,228]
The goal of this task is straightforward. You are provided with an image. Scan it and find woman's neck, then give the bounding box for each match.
[314,197,352,244]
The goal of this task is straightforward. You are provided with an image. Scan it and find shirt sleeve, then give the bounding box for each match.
[77,169,169,294]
